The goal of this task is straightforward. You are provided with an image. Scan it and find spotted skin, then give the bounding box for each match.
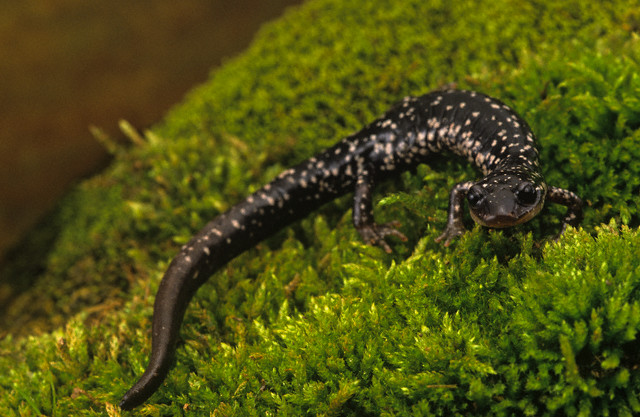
[119,89,583,409]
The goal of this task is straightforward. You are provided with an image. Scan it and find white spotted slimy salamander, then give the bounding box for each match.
[119,89,583,409]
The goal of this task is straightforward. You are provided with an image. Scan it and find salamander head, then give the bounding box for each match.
[467,170,546,228]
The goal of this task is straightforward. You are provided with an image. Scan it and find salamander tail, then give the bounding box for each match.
[120,255,204,409]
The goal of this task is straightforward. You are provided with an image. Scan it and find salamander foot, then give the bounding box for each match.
[357,221,408,253]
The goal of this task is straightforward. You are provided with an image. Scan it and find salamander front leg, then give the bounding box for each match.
[353,165,407,253]
[435,181,474,246]
[547,186,583,238]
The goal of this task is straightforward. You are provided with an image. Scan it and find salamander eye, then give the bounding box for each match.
[515,182,537,205]
[466,186,484,209]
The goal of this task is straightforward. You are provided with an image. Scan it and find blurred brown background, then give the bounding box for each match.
[0,0,303,264]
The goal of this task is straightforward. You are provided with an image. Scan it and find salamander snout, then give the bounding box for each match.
[467,180,545,228]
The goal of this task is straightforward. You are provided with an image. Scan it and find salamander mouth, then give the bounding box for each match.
[469,203,542,228]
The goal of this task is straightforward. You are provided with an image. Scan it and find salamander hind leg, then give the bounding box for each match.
[352,165,407,253]
[357,221,408,253]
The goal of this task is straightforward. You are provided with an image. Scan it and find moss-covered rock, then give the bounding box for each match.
[1,0,639,415]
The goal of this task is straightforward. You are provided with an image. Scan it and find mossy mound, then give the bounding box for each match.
[1,0,640,415]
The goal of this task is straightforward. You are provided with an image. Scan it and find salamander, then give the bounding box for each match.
[119,89,583,409]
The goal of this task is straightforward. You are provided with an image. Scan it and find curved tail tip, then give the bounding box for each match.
[118,373,163,410]
[118,399,132,411]
[118,390,144,411]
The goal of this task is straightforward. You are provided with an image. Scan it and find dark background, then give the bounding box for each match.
[0,0,303,264]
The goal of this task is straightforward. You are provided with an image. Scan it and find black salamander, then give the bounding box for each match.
[119,89,583,409]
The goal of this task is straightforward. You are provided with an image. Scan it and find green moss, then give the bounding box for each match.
[1,0,639,415]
